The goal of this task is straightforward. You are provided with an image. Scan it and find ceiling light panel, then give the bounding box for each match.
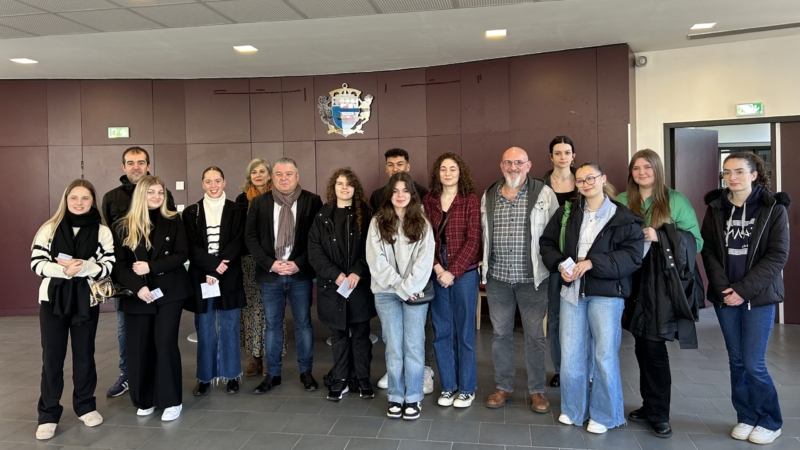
[206,0,302,23]
[288,0,376,19]
[109,0,196,6]
[372,0,452,13]
[485,28,506,37]
[15,0,117,13]
[458,0,525,7]
[132,3,231,27]
[690,22,716,30]
[10,57,37,63]
[61,9,163,31]
[0,13,98,35]
[233,45,257,52]
[0,1,43,16]
[0,24,34,37]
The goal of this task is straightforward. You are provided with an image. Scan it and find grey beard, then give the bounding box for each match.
[504,174,522,190]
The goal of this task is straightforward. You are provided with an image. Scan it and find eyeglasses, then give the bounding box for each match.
[575,174,602,187]
[502,160,528,168]
[721,169,750,178]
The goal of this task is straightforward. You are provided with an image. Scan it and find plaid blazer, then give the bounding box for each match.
[422,192,482,278]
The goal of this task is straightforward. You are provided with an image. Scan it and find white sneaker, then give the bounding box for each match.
[78,411,103,427]
[161,404,182,421]
[377,373,389,389]
[137,407,155,416]
[748,426,781,444]
[35,423,57,440]
[731,422,755,440]
[453,393,475,408]
[438,390,456,406]
[587,419,608,434]
[423,366,434,395]
[558,414,573,425]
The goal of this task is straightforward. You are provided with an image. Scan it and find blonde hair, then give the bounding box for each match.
[116,176,177,250]
[33,179,106,248]
[240,158,272,193]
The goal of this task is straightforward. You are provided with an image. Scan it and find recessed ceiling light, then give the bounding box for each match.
[485,29,507,38]
[233,45,258,53]
[690,23,716,30]
[10,58,38,64]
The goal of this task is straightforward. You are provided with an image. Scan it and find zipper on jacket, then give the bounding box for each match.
[747,204,774,271]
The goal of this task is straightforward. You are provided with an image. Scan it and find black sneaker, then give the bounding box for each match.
[327,380,349,401]
[387,402,403,419]
[106,373,128,397]
[357,378,374,399]
[300,371,318,391]
[403,401,421,420]
[226,379,239,394]
[192,381,210,396]
[254,374,281,394]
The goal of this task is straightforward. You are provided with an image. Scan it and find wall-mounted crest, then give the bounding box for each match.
[318,84,373,137]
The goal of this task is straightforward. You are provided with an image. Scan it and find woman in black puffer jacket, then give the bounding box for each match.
[701,152,790,445]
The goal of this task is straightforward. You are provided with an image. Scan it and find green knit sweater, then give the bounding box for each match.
[617,188,703,252]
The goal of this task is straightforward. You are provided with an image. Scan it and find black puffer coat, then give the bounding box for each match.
[701,188,790,308]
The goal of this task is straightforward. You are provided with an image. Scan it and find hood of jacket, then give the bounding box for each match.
[703,187,791,210]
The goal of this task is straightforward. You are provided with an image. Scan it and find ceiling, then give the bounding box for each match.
[0,0,799,79]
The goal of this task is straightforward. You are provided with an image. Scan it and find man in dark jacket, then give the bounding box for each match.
[245,157,322,394]
[101,147,176,398]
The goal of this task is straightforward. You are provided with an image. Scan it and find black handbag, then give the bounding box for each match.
[391,243,435,305]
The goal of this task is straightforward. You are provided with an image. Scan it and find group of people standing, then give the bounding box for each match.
[31,139,789,445]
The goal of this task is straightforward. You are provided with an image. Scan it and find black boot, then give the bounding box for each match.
[651,422,672,438]
[192,381,210,396]
[254,374,281,394]
[226,379,239,394]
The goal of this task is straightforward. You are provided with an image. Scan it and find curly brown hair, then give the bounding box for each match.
[724,152,771,190]
[376,172,428,244]
[428,152,476,196]
[324,167,369,229]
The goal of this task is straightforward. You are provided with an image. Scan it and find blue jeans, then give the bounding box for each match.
[375,292,428,404]
[194,296,243,382]
[114,298,126,375]
[715,303,782,431]
[560,296,625,428]
[431,260,479,394]
[547,274,561,374]
[260,277,313,376]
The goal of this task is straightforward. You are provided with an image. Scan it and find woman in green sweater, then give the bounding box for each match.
[617,149,703,439]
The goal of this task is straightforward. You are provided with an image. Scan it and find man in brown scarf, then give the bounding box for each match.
[244,158,323,394]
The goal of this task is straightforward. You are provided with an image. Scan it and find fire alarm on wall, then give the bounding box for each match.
[635,55,648,67]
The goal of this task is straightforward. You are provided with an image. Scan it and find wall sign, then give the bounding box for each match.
[108,127,130,138]
[318,84,373,137]
[736,103,764,117]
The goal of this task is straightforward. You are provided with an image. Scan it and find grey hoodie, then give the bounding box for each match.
[366,216,435,300]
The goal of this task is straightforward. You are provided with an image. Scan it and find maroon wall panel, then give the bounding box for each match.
[251,142,284,169]
[378,69,427,139]
[461,60,510,134]
[185,79,251,144]
[47,81,82,146]
[597,124,629,193]
[283,141,317,194]
[153,80,186,145]
[510,49,597,132]
[0,81,47,147]
[282,77,316,142]
[314,73,379,141]
[779,122,800,324]
[0,147,50,314]
[597,44,632,126]
[378,137,428,191]
[153,144,188,208]
[186,143,252,201]
[510,126,599,178]
[83,145,154,204]
[427,135,462,176]
[81,80,153,146]
[462,132,511,195]
[48,146,83,214]
[316,140,380,200]
[426,66,461,136]
[250,78,284,143]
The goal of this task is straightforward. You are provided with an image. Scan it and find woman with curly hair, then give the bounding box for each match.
[422,153,481,408]
[308,168,376,401]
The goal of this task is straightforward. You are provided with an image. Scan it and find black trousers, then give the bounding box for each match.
[124,300,183,410]
[634,335,672,422]
[328,320,372,380]
[38,302,99,424]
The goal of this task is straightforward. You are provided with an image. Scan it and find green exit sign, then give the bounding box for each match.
[736,103,764,117]
[108,127,130,138]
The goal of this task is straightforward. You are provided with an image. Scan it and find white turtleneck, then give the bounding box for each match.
[203,191,226,255]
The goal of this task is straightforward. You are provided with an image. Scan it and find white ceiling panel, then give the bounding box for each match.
[0,23,33,37]
[18,0,117,12]
[373,0,452,13]
[61,9,164,31]
[132,3,231,27]
[0,0,43,16]
[206,0,302,23]
[288,0,376,19]
[0,13,98,34]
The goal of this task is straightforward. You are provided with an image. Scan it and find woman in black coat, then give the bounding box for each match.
[113,176,193,422]
[701,152,790,445]
[308,168,376,401]
[184,167,247,395]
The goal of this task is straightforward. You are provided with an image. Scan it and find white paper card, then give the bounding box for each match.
[643,241,652,257]
[57,253,73,261]
[337,279,355,299]
[560,257,576,275]
[150,288,164,300]
[201,282,221,299]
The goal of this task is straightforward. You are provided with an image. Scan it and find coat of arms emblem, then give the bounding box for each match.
[317,84,373,137]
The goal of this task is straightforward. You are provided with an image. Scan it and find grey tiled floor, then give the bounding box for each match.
[1,308,800,449]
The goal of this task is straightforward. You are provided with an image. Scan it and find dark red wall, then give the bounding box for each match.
[2,44,634,315]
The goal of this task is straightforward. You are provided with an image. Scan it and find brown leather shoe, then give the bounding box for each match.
[486,389,512,409]
[244,356,262,377]
[530,393,550,413]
